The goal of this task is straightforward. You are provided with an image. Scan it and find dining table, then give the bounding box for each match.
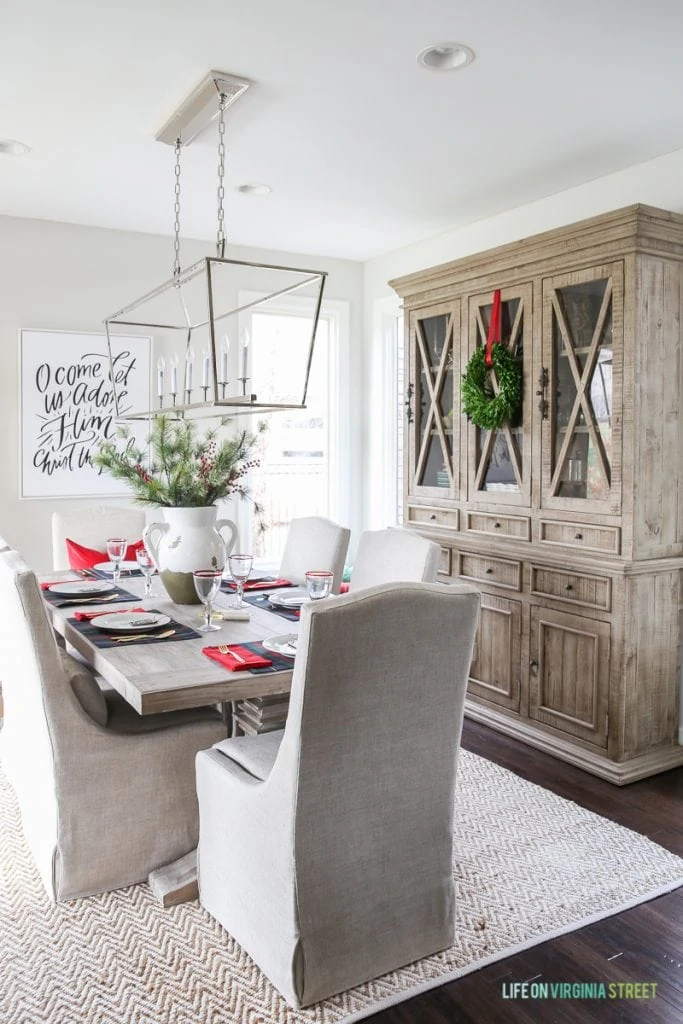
[42,571,300,717]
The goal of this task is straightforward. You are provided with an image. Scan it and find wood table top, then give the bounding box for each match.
[43,573,298,715]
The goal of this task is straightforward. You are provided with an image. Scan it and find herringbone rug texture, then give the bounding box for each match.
[1,752,682,1024]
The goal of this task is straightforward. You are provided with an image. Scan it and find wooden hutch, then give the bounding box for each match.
[390,205,683,784]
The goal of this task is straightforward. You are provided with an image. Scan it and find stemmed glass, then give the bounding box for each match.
[228,553,253,609]
[305,570,334,601]
[192,570,223,632]
[135,547,156,598]
[106,537,127,587]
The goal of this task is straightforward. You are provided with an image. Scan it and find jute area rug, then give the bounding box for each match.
[1,753,682,1024]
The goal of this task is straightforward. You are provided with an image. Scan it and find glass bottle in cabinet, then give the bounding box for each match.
[407,303,459,498]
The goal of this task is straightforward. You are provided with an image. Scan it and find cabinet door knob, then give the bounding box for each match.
[494,521,501,529]
[529,659,539,673]
[574,532,583,540]
[565,583,573,591]
[430,514,436,520]
[485,567,493,574]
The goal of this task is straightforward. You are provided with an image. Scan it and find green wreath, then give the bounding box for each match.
[461,345,522,431]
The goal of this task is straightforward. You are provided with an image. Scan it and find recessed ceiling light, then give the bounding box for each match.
[0,139,31,155]
[236,183,272,196]
[417,42,475,72]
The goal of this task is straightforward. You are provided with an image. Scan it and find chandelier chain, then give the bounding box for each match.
[173,138,182,278]
[216,92,227,258]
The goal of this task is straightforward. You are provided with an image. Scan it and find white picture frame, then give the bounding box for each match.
[20,328,151,499]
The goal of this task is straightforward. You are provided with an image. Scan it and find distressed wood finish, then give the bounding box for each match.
[392,205,683,783]
[44,578,297,714]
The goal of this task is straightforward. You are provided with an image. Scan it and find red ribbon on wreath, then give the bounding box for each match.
[484,289,502,368]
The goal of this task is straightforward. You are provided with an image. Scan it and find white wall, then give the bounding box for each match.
[362,146,683,527]
[0,216,363,571]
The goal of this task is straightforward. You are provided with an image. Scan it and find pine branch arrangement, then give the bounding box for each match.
[92,415,267,523]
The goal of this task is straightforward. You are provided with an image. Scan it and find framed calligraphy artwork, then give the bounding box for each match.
[20,328,151,498]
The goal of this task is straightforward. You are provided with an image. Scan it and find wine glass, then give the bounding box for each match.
[228,553,253,609]
[305,570,334,601]
[193,570,223,632]
[135,547,156,598]
[106,537,127,587]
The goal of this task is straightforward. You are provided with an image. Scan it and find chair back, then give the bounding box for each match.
[51,507,146,569]
[276,582,479,974]
[0,550,67,886]
[0,534,10,552]
[279,516,350,594]
[349,527,441,591]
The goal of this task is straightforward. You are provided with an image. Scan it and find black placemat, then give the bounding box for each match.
[239,640,296,674]
[90,567,143,580]
[68,609,201,648]
[242,593,301,622]
[42,584,140,608]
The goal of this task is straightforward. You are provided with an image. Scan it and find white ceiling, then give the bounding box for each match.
[2,0,683,261]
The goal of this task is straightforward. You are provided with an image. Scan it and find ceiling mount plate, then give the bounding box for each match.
[155,70,250,146]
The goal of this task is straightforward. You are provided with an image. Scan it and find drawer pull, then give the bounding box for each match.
[494,521,501,529]
[575,532,583,540]
[485,567,494,575]
[565,583,573,591]
[529,659,539,673]
[430,514,436,520]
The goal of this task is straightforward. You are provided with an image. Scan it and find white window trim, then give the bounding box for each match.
[235,289,351,555]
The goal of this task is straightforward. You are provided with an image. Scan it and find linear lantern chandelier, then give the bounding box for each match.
[104,70,327,420]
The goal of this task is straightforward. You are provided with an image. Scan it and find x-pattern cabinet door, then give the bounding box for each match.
[466,285,532,506]
[541,263,623,515]
[406,302,460,500]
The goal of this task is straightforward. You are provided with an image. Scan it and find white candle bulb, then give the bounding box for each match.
[156,356,165,397]
[241,330,249,379]
[170,353,179,396]
[202,346,211,389]
[220,335,230,384]
[185,346,195,392]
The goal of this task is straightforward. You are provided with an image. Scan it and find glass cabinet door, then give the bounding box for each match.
[466,285,532,505]
[406,302,459,499]
[541,263,623,514]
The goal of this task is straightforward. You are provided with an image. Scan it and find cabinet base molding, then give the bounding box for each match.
[464,701,683,785]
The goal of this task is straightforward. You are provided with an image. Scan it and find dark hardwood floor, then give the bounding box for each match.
[367,721,683,1024]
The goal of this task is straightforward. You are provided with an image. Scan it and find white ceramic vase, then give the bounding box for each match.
[143,506,237,604]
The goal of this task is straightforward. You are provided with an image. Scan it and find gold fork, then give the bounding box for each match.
[60,594,119,605]
[218,644,246,662]
[112,629,176,643]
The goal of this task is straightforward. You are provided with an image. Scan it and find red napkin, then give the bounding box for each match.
[66,537,145,570]
[72,606,145,622]
[224,578,292,592]
[202,645,272,671]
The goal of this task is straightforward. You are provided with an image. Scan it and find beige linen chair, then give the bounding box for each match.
[51,507,147,570]
[278,516,350,594]
[0,549,226,902]
[196,580,480,1008]
[349,527,441,591]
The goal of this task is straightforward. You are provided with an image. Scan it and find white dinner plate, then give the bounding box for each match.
[48,580,116,597]
[261,633,298,658]
[91,612,171,633]
[93,561,141,574]
[267,587,308,609]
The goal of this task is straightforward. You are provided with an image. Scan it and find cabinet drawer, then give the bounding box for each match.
[539,520,621,555]
[437,547,452,577]
[407,506,459,530]
[458,553,522,591]
[530,566,611,611]
[465,511,531,541]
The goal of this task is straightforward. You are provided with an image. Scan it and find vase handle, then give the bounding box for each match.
[215,518,238,558]
[143,520,169,570]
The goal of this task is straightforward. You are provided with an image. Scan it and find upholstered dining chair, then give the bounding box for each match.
[51,506,147,570]
[0,549,226,902]
[278,516,350,594]
[348,527,441,591]
[196,580,480,1008]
